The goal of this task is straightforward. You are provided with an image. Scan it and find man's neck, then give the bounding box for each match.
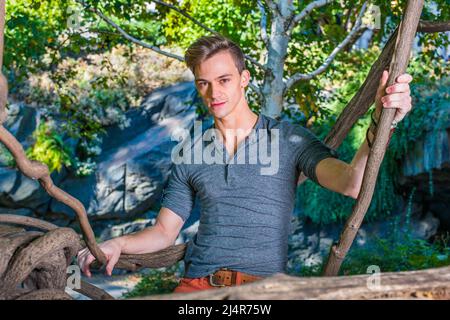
[214,108,258,133]
[213,106,258,154]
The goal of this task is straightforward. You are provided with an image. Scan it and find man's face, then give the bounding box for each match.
[194,50,250,119]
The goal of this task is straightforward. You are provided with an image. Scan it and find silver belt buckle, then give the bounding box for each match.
[208,272,226,287]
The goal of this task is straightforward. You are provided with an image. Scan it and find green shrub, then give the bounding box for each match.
[0,143,15,167]
[291,224,450,278]
[25,121,73,172]
[122,265,181,298]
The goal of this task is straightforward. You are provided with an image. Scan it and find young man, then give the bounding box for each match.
[77,35,413,293]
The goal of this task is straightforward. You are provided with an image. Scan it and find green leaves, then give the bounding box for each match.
[5,0,70,78]
[26,121,74,173]
[122,264,181,298]
[5,0,449,182]
[290,225,450,277]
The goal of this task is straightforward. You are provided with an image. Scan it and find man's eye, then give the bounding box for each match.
[220,79,230,84]
[198,82,207,87]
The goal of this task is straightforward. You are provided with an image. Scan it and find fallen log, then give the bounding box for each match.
[138,266,450,300]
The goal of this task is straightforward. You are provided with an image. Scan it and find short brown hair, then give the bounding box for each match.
[184,34,246,75]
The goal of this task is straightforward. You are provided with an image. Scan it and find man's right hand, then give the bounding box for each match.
[77,208,183,277]
[77,238,123,277]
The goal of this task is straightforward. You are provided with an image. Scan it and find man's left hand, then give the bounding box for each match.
[375,70,413,125]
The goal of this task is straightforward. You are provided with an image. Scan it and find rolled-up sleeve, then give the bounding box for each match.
[288,124,339,185]
[161,163,195,222]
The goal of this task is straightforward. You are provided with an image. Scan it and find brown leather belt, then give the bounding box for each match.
[208,268,263,287]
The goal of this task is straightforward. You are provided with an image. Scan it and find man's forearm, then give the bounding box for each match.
[348,129,375,197]
[319,70,412,198]
[114,224,176,255]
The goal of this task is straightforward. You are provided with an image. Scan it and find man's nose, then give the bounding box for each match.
[208,83,222,99]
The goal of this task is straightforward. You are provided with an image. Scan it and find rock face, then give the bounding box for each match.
[287,203,440,273]
[285,116,449,273]
[0,82,204,229]
[50,81,202,222]
[398,127,450,230]
[1,102,40,148]
[0,102,63,210]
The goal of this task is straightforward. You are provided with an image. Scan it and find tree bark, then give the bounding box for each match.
[0,0,7,124]
[418,20,450,33]
[322,0,425,277]
[260,0,293,118]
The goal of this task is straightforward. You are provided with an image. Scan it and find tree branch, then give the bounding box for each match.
[265,0,279,15]
[257,0,269,47]
[0,0,4,68]
[150,0,216,34]
[76,0,185,61]
[248,82,262,99]
[417,20,450,33]
[320,18,450,151]
[77,0,266,70]
[0,0,7,125]
[150,0,266,70]
[285,2,368,90]
[288,0,333,35]
[244,55,267,71]
[297,18,447,188]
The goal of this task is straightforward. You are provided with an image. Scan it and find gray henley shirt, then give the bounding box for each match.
[161,113,339,278]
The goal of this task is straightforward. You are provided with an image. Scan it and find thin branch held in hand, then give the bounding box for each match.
[285,2,368,90]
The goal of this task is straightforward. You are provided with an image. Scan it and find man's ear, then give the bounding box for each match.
[240,69,250,88]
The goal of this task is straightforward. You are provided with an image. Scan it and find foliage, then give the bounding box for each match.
[0,143,14,167]
[162,0,258,47]
[122,264,181,298]
[290,223,450,277]
[5,0,449,120]
[4,1,449,193]
[25,121,73,172]
[12,44,189,176]
[340,232,450,276]
[5,0,69,84]
[295,39,449,225]
[286,0,448,124]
